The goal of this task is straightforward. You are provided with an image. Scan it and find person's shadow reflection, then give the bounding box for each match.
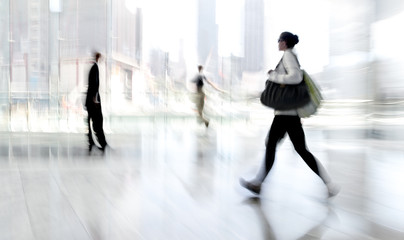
[296,206,339,240]
[242,197,277,239]
[242,197,339,240]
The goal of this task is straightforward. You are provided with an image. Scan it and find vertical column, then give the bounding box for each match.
[0,0,11,130]
[105,0,112,130]
[49,0,62,131]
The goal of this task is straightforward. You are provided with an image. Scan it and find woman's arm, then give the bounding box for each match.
[205,76,228,93]
[268,51,302,85]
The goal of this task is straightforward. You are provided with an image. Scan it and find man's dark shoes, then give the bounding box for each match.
[88,143,94,152]
[98,144,108,154]
[240,178,261,195]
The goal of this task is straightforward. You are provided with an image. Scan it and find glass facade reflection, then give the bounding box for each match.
[1,0,404,132]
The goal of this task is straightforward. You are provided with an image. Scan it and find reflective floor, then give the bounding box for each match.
[1,116,404,240]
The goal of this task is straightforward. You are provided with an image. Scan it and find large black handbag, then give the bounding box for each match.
[260,79,311,110]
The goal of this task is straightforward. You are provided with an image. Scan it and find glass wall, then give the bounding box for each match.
[0,0,403,132]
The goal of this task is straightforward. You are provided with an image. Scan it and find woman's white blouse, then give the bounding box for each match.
[268,49,302,84]
[268,49,303,116]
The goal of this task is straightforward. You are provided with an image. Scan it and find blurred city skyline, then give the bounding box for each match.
[1,0,404,132]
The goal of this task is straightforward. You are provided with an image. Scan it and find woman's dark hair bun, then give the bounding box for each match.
[293,34,299,45]
[280,31,299,48]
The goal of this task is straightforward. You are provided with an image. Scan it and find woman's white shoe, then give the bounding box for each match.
[326,182,341,198]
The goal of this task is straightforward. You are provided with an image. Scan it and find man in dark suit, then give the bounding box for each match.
[85,52,107,152]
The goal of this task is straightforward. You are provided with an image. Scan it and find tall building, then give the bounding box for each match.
[197,0,218,78]
[243,0,264,72]
[28,0,49,92]
[135,8,143,65]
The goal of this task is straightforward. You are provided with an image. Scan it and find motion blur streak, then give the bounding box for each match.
[1,1,404,240]
[0,0,403,132]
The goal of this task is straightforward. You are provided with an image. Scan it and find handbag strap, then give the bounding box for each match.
[279,52,306,85]
[281,52,301,75]
[274,58,283,71]
[291,52,301,68]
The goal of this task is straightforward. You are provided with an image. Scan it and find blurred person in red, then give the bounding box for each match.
[85,52,107,153]
[240,32,340,198]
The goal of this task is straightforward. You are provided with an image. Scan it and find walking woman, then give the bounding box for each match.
[240,32,340,197]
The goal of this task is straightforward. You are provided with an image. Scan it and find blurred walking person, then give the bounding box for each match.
[240,32,340,197]
[85,52,107,152]
[192,65,226,127]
